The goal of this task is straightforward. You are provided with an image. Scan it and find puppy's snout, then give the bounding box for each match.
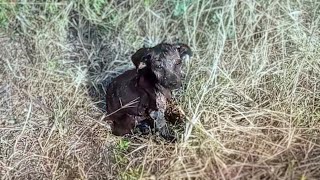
[164,76,182,89]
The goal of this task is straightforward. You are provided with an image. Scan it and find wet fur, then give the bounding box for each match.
[105,43,192,140]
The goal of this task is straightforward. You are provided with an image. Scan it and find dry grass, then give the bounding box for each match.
[1,0,320,179]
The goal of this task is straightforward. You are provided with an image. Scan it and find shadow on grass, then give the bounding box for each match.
[68,10,133,113]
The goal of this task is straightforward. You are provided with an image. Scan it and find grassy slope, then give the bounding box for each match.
[1,0,320,179]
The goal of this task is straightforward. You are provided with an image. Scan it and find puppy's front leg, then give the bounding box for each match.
[150,92,176,141]
[150,110,175,141]
[149,110,166,129]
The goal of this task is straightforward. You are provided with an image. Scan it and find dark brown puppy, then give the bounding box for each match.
[105,43,192,140]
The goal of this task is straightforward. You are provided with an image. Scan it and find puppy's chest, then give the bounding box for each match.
[155,91,167,111]
[141,91,167,114]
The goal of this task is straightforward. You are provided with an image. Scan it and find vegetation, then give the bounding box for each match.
[1,0,320,179]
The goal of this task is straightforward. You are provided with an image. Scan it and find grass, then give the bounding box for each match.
[1,0,320,179]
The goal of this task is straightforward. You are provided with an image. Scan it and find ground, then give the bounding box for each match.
[1,0,320,179]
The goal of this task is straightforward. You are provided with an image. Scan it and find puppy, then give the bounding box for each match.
[105,43,192,140]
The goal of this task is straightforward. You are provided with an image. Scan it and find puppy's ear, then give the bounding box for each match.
[131,48,151,70]
[175,43,192,61]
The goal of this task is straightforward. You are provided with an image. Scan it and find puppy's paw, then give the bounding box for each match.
[159,126,177,142]
[136,120,152,135]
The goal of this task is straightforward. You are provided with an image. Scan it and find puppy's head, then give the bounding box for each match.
[131,43,192,90]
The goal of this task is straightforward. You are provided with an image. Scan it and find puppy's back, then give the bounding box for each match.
[106,69,141,116]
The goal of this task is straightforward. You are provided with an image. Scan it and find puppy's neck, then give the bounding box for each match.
[136,68,172,99]
[155,84,172,99]
[137,68,157,84]
[136,68,157,90]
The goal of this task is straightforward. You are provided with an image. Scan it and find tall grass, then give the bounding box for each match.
[1,0,320,179]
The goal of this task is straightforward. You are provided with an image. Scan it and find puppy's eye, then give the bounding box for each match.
[176,59,182,65]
